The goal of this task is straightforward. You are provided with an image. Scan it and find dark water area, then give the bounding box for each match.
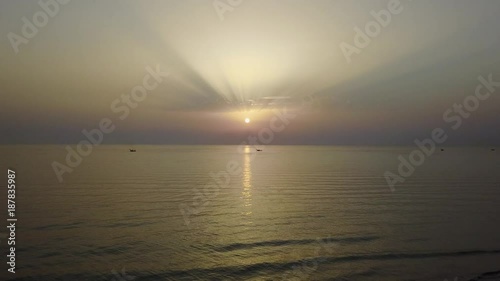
[1,145,499,280]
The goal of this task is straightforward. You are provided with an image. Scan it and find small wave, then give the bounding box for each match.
[115,249,500,280]
[148,249,500,279]
[213,235,379,252]
[32,222,83,231]
[104,221,156,228]
[470,270,500,281]
[78,245,133,257]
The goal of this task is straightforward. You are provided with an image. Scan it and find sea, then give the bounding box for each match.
[1,145,499,281]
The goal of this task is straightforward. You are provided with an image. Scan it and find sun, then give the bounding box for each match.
[245,118,251,124]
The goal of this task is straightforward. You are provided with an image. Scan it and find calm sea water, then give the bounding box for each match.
[1,145,500,281]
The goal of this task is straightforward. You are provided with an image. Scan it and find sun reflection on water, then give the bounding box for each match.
[242,146,253,215]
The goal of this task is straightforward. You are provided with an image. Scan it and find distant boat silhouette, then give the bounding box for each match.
[441,149,445,152]
[256,149,262,152]
[129,149,136,152]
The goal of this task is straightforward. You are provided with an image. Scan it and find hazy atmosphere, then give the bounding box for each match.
[1,0,499,145]
[2,1,500,281]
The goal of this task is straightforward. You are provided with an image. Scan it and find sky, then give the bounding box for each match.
[1,0,499,145]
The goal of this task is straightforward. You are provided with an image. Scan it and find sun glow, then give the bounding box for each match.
[245,118,251,124]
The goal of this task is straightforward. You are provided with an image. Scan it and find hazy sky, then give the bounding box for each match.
[1,0,499,145]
